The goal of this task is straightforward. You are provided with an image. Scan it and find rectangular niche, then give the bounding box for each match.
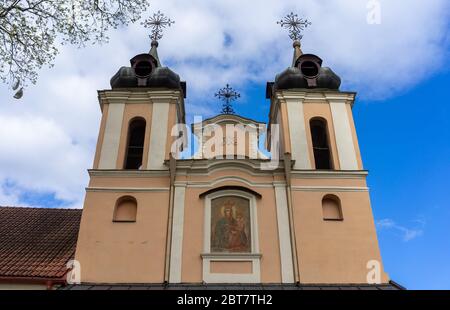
[202,190,261,283]
[210,261,252,274]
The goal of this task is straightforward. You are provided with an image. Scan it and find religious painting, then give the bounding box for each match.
[211,196,251,253]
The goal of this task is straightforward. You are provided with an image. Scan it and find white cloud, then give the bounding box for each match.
[0,183,22,207]
[376,218,425,242]
[0,115,91,206]
[0,0,449,208]
[145,0,450,99]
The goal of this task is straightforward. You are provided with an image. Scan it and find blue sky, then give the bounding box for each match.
[358,70,450,290]
[0,0,449,289]
[212,67,450,290]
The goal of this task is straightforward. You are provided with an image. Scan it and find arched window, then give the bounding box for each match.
[310,118,333,170]
[124,118,146,169]
[113,196,137,222]
[322,195,343,221]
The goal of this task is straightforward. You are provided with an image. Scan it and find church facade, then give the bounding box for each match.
[72,27,393,287]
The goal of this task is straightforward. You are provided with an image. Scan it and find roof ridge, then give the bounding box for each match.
[0,206,82,212]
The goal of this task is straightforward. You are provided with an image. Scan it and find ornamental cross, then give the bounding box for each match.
[277,12,311,41]
[143,11,175,42]
[215,84,240,115]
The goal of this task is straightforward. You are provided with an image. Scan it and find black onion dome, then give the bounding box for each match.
[273,65,341,91]
[110,66,182,90]
[274,67,308,89]
[110,66,137,88]
[316,67,341,89]
[271,41,341,94]
[109,40,185,96]
[147,67,181,89]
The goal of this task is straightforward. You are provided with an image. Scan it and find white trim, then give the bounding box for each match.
[192,114,266,138]
[173,178,288,189]
[202,190,261,283]
[88,170,170,177]
[98,103,125,169]
[285,98,312,169]
[275,90,356,105]
[201,253,262,259]
[86,187,170,192]
[147,102,170,169]
[186,176,275,188]
[169,185,186,283]
[97,90,185,126]
[330,101,358,170]
[291,186,368,192]
[274,185,295,283]
[98,89,182,104]
[290,170,368,178]
[175,160,285,175]
[202,258,261,283]
[88,167,367,179]
[176,166,284,177]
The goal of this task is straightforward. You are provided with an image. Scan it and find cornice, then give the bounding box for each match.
[89,166,368,179]
[275,89,356,103]
[290,170,368,179]
[98,89,182,102]
[86,187,170,192]
[171,159,286,176]
[88,169,170,177]
[96,88,185,123]
[192,114,266,138]
[291,186,369,192]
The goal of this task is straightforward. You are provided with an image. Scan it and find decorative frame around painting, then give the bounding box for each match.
[202,189,261,283]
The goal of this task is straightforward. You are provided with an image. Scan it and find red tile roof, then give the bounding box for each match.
[0,206,82,279]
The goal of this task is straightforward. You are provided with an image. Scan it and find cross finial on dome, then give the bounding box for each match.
[278,12,311,66]
[142,10,174,66]
[277,12,311,42]
[143,10,175,45]
[215,84,240,115]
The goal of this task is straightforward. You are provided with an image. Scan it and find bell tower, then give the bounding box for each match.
[72,11,392,288]
[266,12,389,284]
[75,12,186,283]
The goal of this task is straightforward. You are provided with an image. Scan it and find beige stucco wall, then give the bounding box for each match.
[76,169,285,283]
[75,189,170,283]
[291,188,388,283]
[77,169,387,284]
[77,88,387,285]
[269,90,363,170]
[93,89,184,170]
[87,174,170,188]
[180,176,282,282]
